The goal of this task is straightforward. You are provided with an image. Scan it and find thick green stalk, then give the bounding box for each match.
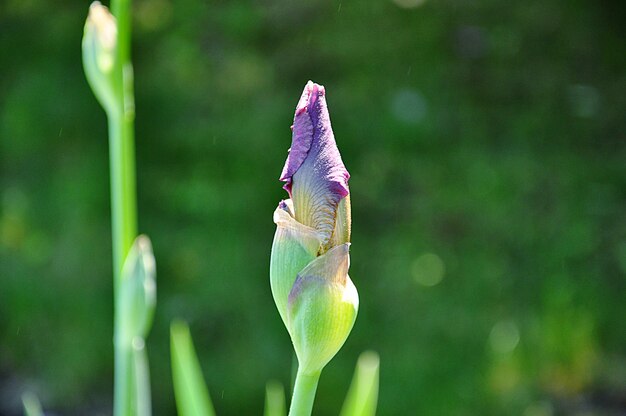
[289,370,320,416]
[111,0,131,68]
[109,0,136,281]
[113,340,132,416]
[109,106,137,416]
[108,1,137,415]
[107,110,136,290]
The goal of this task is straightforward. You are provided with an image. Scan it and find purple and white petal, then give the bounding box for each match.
[279,81,351,248]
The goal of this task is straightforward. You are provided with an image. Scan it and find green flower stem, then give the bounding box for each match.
[108,110,136,290]
[113,341,132,416]
[289,370,320,416]
[108,0,137,414]
[112,0,132,68]
[109,108,137,416]
[133,343,153,416]
[109,0,137,289]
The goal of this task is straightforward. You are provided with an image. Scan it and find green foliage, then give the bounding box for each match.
[170,321,216,416]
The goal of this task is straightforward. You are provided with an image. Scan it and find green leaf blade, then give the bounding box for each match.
[264,380,286,416]
[170,320,216,416]
[22,392,44,416]
[340,351,380,416]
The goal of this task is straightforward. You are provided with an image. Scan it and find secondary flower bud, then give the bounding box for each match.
[119,235,156,345]
[82,1,118,113]
[271,81,358,375]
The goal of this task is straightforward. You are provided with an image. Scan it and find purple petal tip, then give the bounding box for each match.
[279,81,349,199]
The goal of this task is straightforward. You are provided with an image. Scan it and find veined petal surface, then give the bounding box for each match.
[280,81,351,250]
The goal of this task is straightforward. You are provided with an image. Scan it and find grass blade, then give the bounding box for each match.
[264,380,286,416]
[22,392,44,416]
[170,320,215,416]
[339,351,380,416]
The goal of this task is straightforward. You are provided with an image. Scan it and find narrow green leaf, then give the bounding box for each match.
[170,320,215,416]
[264,380,286,416]
[339,351,380,416]
[22,392,44,416]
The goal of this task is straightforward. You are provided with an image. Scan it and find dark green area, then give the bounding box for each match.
[1,0,625,414]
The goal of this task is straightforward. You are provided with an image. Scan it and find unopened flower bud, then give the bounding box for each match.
[82,2,118,113]
[119,235,156,346]
[271,81,358,375]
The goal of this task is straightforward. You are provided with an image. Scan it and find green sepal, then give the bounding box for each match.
[287,243,358,375]
[82,2,118,114]
[118,235,156,346]
[270,200,322,327]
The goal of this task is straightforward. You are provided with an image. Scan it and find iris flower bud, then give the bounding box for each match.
[119,235,156,346]
[271,82,358,376]
[82,2,118,113]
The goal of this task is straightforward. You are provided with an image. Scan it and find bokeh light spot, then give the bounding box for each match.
[568,84,600,118]
[523,401,554,416]
[392,0,427,9]
[616,241,626,274]
[455,26,488,59]
[412,253,445,287]
[136,0,172,31]
[489,320,520,354]
[391,89,428,125]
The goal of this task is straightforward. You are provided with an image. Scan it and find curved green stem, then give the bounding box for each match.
[289,370,320,416]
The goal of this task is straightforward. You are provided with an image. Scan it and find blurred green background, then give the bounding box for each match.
[1,0,625,414]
